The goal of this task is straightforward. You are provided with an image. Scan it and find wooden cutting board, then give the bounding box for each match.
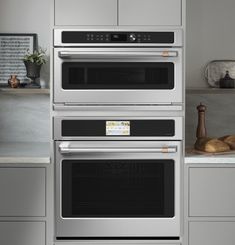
[186,148,235,155]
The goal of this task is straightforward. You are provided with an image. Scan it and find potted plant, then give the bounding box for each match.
[23,48,46,88]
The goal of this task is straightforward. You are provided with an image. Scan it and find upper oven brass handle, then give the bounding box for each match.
[59,144,177,154]
[58,51,178,59]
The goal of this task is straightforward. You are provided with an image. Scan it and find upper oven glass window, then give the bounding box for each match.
[62,62,174,89]
[62,159,174,218]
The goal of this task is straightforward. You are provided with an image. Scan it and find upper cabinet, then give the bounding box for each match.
[54,0,118,26]
[118,0,182,26]
[54,0,182,26]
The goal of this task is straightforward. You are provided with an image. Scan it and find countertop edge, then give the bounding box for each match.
[1,154,235,165]
[185,147,235,164]
[0,157,50,164]
[185,154,235,164]
[1,156,235,165]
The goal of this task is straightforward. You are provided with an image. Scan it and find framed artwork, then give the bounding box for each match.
[0,33,37,84]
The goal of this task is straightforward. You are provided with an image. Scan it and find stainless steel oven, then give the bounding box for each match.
[53,29,183,105]
[54,117,183,239]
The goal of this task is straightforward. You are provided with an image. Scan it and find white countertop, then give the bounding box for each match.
[0,142,235,165]
[0,142,50,164]
[185,148,235,164]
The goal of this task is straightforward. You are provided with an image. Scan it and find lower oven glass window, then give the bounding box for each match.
[62,62,174,89]
[62,160,174,218]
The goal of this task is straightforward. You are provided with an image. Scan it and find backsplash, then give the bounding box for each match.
[186,93,235,147]
[0,93,49,143]
[1,92,233,146]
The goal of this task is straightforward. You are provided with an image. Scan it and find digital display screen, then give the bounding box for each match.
[111,33,127,42]
[106,121,130,136]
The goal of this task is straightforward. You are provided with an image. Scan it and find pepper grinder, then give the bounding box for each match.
[196,103,207,139]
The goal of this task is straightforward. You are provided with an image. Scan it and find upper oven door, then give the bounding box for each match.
[53,47,183,104]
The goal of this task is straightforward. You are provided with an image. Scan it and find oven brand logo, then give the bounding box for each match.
[106,121,130,136]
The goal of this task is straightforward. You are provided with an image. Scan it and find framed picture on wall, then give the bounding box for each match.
[0,33,37,85]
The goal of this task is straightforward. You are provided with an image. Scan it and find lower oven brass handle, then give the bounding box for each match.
[59,144,177,154]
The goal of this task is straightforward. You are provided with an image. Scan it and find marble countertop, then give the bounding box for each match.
[0,142,50,164]
[185,148,235,164]
[0,142,235,165]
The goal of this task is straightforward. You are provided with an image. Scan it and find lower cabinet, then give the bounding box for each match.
[0,222,45,245]
[0,167,45,216]
[189,167,235,217]
[187,166,235,245]
[0,166,49,245]
[189,221,235,245]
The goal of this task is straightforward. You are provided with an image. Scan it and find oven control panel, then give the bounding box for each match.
[61,120,175,137]
[62,31,174,44]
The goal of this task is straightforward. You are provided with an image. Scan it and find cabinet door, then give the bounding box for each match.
[119,0,182,26]
[189,167,235,216]
[0,222,45,245]
[189,222,235,245]
[0,168,45,216]
[55,0,117,26]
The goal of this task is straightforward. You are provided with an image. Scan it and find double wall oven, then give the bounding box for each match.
[53,29,184,240]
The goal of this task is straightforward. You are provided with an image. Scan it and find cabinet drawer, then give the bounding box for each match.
[0,222,45,245]
[119,0,182,26]
[0,168,45,216]
[189,167,235,216]
[189,222,235,245]
[55,0,117,26]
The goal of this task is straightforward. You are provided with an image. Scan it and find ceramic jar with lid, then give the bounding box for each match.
[219,70,235,88]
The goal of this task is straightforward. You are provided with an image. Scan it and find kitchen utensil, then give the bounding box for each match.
[196,103,207,139]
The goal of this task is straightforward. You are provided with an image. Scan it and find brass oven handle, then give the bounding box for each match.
[58,51,178,59]
[59,144,177,154]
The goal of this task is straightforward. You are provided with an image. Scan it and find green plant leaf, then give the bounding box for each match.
[23,46,47,64]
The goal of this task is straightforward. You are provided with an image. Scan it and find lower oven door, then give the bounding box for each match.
[55,141,182,238]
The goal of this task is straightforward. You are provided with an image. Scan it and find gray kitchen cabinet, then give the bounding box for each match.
[189,221,235,245]
[189,167,235,216]
[0,222,45,245]
[54,0,183,26]
[185,165,235,245]
[118,0,182,26]
[54,0,117,26]
[0,167,46,216]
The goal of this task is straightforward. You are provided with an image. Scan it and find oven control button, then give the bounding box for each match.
[129,33,137,42]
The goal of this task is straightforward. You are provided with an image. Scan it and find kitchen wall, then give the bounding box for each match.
[0,94,50,143]
[1,0,234,88]
[186,94,235,146]
[0,0,51,87]
[186,0,235,88]
[186,0,235,145]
